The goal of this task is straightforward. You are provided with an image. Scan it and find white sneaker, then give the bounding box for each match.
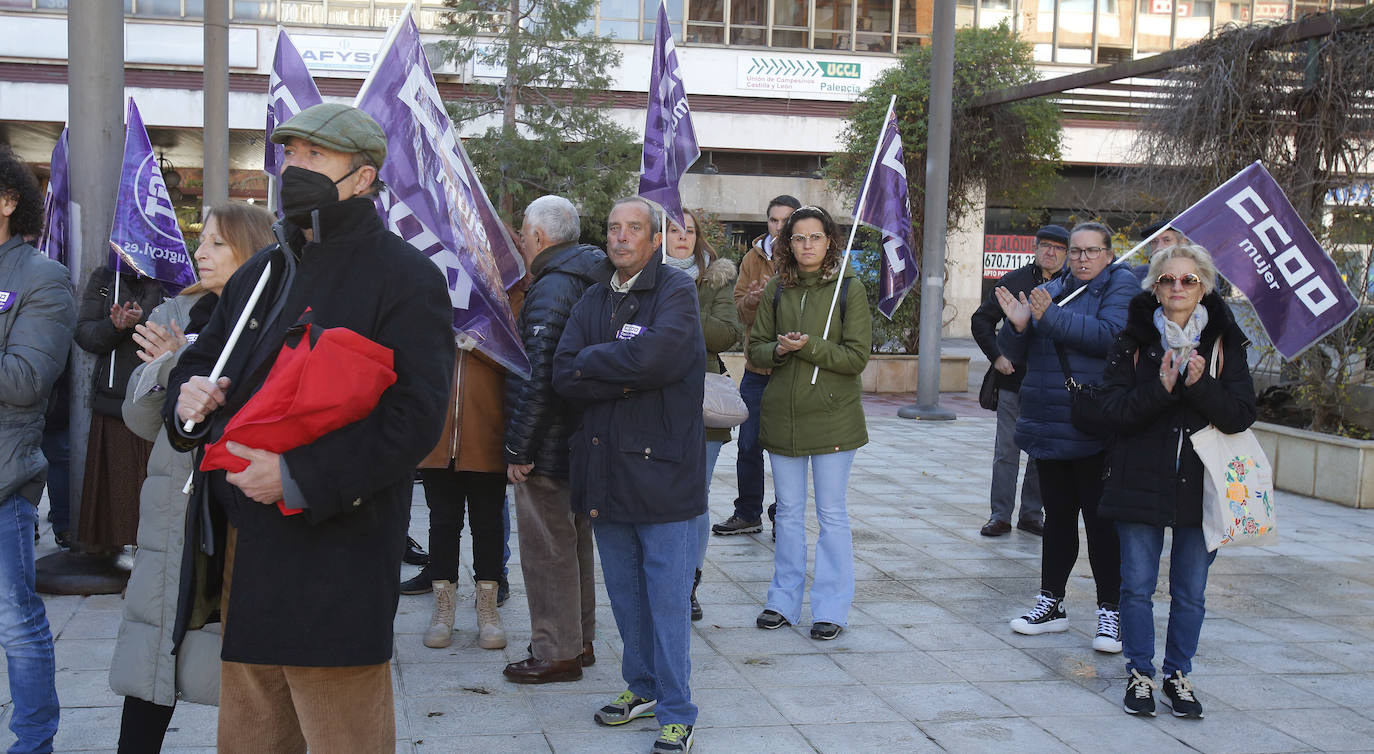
[1093,603,1122,653]
[1010,590,1068,635]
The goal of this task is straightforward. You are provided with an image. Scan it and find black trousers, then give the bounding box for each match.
[419,468,506,583]
[117,696,174,754]
[1036,452,1121,606]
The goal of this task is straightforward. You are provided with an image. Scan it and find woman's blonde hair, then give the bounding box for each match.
[182,202,275,296]
[1143,242,1218,295]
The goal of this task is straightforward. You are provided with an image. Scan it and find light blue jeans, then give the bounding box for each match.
[1118,522,1216,677]
[766,450,857,627]
[593,518,697,726]
[0,494,59,753]
[693,440,724,570]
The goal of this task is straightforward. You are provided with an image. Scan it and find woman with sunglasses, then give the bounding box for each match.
[748,206,870,640]
[995,221,1136,653]
[1097,243,1256,719]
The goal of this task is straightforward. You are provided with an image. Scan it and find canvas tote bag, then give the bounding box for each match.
[1191,339,1277,551]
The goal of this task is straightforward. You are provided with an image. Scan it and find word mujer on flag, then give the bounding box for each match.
[109,98,194,294]
[1170,161,1358,359]
[38,127,69,266]
[356,13,530,379]
[638,0,699,229]
[853,101,918,319]
[265,28,324,211]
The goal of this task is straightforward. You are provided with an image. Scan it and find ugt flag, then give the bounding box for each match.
[638,0,699,228]
[109,98,194,294]
[854,102,918,319]
[1170,162,1358,359]
[38,127,69,266]
[265,29,324,212]
[355,15,530,379]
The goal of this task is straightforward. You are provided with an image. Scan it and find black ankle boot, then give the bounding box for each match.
[690,569,703,621]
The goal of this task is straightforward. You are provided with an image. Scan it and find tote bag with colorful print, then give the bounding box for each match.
[1192,339,1276,551]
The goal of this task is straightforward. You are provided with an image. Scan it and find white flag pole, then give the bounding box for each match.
[810,94,897,386]
[108,243,122,389]
[180,264,273,435]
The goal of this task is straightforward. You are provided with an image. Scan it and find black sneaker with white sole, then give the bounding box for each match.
[756,609,790,630]
[1093,602,1122,653]
[1123,669,1158,716]
[1161,671,1204,718]
[1009,589,1068,635]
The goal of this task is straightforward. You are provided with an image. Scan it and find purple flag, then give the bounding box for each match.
[265,29,324,212]
[38,127,69,266]
[1170,161,1358,359]
[109,98,194,294]
[638,0,699,228]
[355,15,529,379]
[854,108,918,319]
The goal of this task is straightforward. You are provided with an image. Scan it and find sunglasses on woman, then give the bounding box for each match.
[1155,273,1202,288]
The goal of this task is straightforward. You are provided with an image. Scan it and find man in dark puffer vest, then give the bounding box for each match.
[503,194,606,684]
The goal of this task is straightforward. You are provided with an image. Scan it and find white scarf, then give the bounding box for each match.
[1154,305,1208,373]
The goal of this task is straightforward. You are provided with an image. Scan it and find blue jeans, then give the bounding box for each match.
[767,451,856,626]
[1117,522,1216,677]
[0,494,59,752]
[39,429,69,534]
[694,440,724,570]
[731,371,769,521]
[593,519,697,727]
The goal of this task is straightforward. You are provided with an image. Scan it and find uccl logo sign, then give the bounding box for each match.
[134,153,181,243]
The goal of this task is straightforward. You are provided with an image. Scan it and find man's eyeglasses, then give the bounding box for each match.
[1068,246,1109,259]
[790,232,827,245]
[1036,242,1067,253]
[1155,273,1202,288]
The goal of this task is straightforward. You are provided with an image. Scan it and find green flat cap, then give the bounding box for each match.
[270,103,387,167]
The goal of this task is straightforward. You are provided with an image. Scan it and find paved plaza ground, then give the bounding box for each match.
[13,372,1374,752]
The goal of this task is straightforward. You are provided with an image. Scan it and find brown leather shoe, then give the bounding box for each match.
[503,655,582,684]
[580,641,595,667]
[980,518,1012,537]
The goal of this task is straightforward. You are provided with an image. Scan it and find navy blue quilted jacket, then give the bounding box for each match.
[997,263,1137,461]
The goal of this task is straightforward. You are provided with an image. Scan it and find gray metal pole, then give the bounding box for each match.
[898,0,956,421]
[65,1,125,528]
[203,0,231,210]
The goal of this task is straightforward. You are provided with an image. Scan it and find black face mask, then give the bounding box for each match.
[280,165,359,226]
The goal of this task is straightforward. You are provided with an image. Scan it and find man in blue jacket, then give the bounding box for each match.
[553,197,705,754]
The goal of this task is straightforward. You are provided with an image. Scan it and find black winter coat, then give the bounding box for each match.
[75,266,166,417]
[969,262,1055,393]
[553,259,706,524]
[1098,292,1257,528]
[503,242,606,477]
[164,199,454,667]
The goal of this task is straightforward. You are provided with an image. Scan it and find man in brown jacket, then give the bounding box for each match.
[712,194,799,536]
[407,284,524,652]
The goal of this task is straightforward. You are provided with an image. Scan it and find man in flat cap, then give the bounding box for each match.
[167,103,454,751]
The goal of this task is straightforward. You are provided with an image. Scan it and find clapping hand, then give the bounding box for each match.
[775,331,809,357]
[1027,288,1054,322]
[993,287,1031,332]
[1183,350,1206,387]
[1159,350,1192,392]
[133,320,188,363]
[110,301,144,331]
[743,279,769,308]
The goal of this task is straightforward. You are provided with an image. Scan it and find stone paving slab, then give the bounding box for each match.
[6,396,1374,752]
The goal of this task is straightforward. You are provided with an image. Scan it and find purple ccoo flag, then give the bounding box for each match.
[109,98,195,295]
[355,15,529,379]
[638,0,699,228]
[854,106,918,319]
[38,127,69,266]
[265,29,324,212]
[1169,161,1359,359]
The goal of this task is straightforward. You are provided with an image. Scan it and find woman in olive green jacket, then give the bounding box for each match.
[747,206,871,640]
[666,208,743,621]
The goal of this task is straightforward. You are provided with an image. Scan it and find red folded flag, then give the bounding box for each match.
[200,321,397,516]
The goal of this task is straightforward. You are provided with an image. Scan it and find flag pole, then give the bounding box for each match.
[1055,221,1171,308]
[108,245,121,389]
[181,264,274,435]
[810,94,896,386]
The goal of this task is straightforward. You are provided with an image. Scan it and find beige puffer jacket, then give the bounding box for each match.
[109,293,220,707]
